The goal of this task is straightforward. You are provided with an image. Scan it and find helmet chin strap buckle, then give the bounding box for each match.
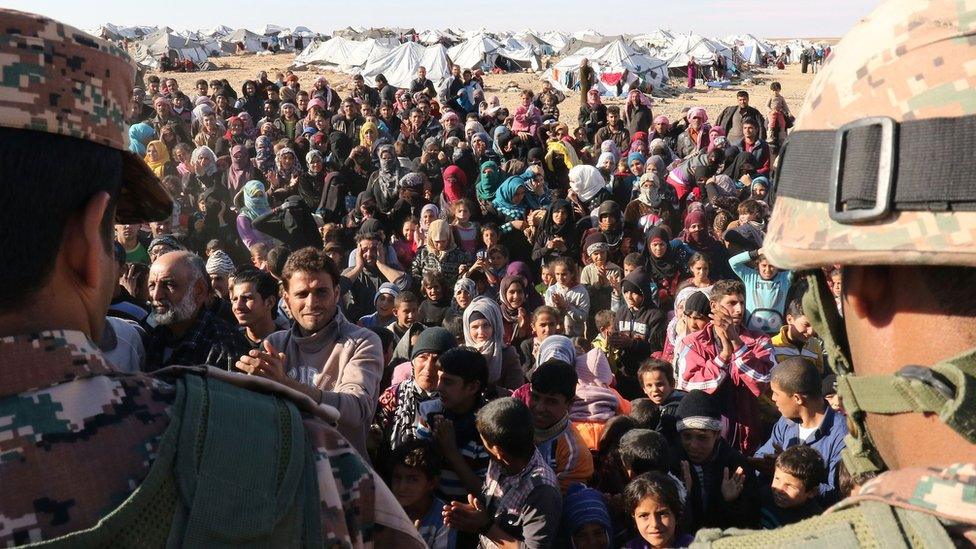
[896,365,956,400]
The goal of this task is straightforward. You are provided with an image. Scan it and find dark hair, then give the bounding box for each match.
[637,359,675,387]
[770,82,782,92]
[776,445,826,491]
[598,415,637,456]
[356,231,384,244]
[147,75,160,84]
[623,252,643,267]
[266,246,292,280]
[280,247,340,290]
[619,429,670,475]
[442,314,465,341]
[232,268,279,300]
[787,297,805,319]
[0,129,120,309]
[771,357,822,398]
[530,359,578,402]
[624,472,683,519]
[476,397,535,459]
[741,117,759,129]
[440,346,488,394]
[195,78,208,88]
[532,305,560,322]
[480,222,499,236]
[369,326,395,356]
[389,438,440,479]
[594,309,615,330]
[422,271,445,291]
[711,279,745,301]
[629,399,661,429]
[736,90,750,99]
[738,199,763,217]
[919,266,976,316]
[395,290,420,307]
[688,252,710,270]
[607,105,620,116]
[487,244,509,259]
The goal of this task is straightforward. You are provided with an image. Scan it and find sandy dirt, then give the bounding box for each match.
[149,51,816,126]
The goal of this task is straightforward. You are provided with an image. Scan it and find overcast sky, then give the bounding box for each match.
[10,0,877,38]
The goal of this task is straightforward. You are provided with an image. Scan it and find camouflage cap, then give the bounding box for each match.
[765,0,976,270]
[0,9,172,223]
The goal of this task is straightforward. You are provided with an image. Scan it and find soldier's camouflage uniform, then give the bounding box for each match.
[0,332,424,547]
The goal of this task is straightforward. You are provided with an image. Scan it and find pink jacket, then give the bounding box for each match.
[674,322,775,455]
[512,104,542,135]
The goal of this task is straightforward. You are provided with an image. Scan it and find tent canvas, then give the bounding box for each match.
[360,42,451,89]
[225,28,266,52]
[293,36,395,72]
[663,33,734,68]
[448,34,541,71]
[134,30,210,69]
[544,39,668,96]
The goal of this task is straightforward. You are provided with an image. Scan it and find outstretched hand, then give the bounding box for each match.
[721,466,746,502]
[236,340,288,382]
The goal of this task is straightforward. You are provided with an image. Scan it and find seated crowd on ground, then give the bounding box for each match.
[111,64,850,548]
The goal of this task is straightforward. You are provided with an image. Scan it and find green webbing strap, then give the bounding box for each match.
[838,375,948,416]
[173,374,308,547]
[894,507,955,548]
[800,271,852,375]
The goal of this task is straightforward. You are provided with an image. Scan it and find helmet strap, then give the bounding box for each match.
[802,271,976,477]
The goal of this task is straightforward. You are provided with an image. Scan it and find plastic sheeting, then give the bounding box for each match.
[293,37,397,71]
[360,42,451,89]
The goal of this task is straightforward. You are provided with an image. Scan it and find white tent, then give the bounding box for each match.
[449,34,541,71]
[134,30,210,69]
[201,25,232,38]
[544,39,669,96]
[662,33,734,68]
[723,34,773,64]
[537,31,574,54]
[225,28,266,52]
[419,29,454,45]
[631,29,675,54]
[293,36,396,72]
[572,28,609,46]
[360,42,451,89]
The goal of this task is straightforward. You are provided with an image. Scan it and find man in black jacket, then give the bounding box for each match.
[715,91,766,144]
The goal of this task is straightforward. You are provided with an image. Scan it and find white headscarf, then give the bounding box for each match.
[463,296,504,383]
[568,164,607,202]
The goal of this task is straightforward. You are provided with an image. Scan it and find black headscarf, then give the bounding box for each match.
[643,226,680,280]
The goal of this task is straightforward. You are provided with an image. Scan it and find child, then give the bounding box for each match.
[486,244,509,286]
[450,198,479,254]
[388,290,420,342]
[760,445,825,529]
[389,439,456,549]
[612,268,666,400]
[537,263,555,296]
[358,282,399,328]
[822,374,843,414]
[393,217,422,268]
[442,398,561,548]
[479,222,501,255]
[592,309,622,370]
[637,359,683,443]
[623,472,692,549]
[560,484,612,549]
[730,247,793,335]
[581,237,623,324]
[519,305,563,374]
[544,257,590,338]
[771,298,825,373]
[418,272,451,327]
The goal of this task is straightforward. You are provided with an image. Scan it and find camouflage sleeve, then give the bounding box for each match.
[302,417,426,548]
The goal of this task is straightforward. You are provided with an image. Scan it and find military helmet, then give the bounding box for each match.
[765,0,976,270]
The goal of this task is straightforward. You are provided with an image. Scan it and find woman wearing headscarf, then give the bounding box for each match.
[235,180,275,250]
[628,131,649,157]
[504,261,544,311]
[409,218,471,292]
[144,140,177,179]
[274,102,301,140]
[444,276,477,325]
[567,165,611,217]
[296,150,327,211]
[498,274,533,346]
[368,144,407,216]
[532,198,579,266]
[226,144,254,194]
[438,165,468,213]
[678,208,732,278]
[578,89,607,142]
[389,172,430,230]
[267,147,304,204]
[641,226,692,308]
[359,120,379,151]
[252,135,276,175]
[624,89,653,135]
[579,200,640,266]
[475,160,505,215]
[463,295,523,389]
[490,175,531,249]
[236,80,263,121]
[183,145,228,204]
[675,106,711,159]
[649,115,680,152]
[128,122,156,156]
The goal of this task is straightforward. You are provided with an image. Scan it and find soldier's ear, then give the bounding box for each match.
[843,266,893,327]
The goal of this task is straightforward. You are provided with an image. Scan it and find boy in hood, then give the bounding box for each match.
[610,268,667,399]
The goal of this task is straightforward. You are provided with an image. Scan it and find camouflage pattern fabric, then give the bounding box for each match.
[0,9,172,224]
[0,330,425,548]
[691,463,976,547]
[764,0,976,270]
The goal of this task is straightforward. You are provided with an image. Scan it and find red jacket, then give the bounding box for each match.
[674,322,775,455]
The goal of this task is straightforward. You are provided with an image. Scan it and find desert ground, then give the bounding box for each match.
[148,51,817,126]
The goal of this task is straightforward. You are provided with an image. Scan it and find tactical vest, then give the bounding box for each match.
[25,372,323,548]
[691,499,958,548]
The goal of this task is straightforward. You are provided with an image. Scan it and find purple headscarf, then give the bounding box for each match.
[505,261,544,310]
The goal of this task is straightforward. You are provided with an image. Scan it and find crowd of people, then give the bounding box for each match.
[110,62,849,548]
